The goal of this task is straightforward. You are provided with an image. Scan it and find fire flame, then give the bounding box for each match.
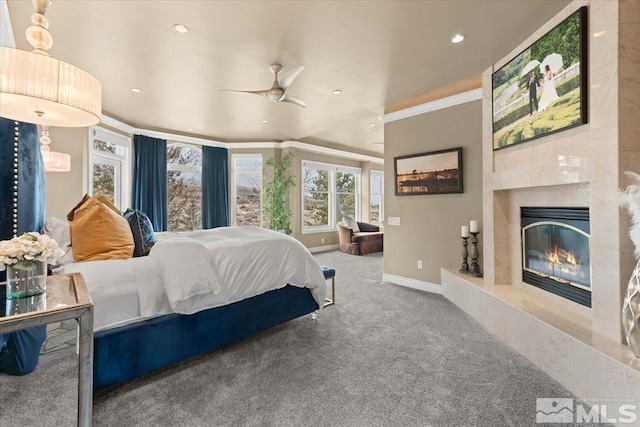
[546,246,578,266]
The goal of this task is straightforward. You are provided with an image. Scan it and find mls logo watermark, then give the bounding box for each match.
[536,398,638,424]
[536,398,574,423]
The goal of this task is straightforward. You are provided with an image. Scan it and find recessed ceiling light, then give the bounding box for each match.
[451,34,465,44]
[332,89,342,95]
[593,30,607,38]
[261,120,268,123]
[174,24,189,33]
[188,128,194,131]
[131,88,141,93]
[369,123,375,127]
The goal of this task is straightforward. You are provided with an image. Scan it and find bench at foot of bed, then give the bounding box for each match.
[94,285,318,391]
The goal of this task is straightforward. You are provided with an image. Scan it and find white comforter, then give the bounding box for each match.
[57,227,326,331]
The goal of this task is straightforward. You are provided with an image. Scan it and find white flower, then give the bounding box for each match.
[0,233,65,271]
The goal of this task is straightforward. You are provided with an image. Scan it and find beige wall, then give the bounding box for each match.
[384,100,483,284]
[44,127,89,219]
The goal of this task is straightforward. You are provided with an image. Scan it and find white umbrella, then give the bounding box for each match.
[520,60,540,77]
[540,53,563,74]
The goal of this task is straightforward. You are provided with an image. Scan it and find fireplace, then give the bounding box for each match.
[521,207,591,307]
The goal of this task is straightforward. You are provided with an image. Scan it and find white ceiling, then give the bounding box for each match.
[7,0,571,156]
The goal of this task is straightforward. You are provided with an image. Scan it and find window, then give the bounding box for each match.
[303,166,330,229]
[89,127,130,209]
[335,171,357,222]
[167,143,202,232]
[302,160,360,232]
[370,170,384,224]
[232,154,262,226]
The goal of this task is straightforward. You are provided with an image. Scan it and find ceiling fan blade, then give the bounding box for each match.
[281,94,306,108]
[219,89,269,97]
[278,65,305,90]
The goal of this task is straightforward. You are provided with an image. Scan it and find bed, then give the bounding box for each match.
[55,226,326,391]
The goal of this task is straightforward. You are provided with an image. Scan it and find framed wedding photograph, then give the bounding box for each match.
[394,147,462,196]
[492,6,588,151]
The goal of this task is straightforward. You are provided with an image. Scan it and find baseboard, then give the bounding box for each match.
[383,273,442,294]
[308,244,339,254]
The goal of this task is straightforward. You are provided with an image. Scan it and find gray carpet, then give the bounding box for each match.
[1,251,597,426]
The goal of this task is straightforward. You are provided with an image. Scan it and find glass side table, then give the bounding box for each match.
[0,273,94,427]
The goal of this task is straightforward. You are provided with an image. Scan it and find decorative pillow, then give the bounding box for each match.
[343,215,360,232]
[70,197,134,262]
[67,194,121,221]
[40,217,74,266]
[123,208,156,257]
[66,193,91,221]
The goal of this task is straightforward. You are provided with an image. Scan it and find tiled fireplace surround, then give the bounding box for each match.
[441,0,640,417]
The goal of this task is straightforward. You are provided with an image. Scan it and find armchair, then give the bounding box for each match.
[337,221,384,255]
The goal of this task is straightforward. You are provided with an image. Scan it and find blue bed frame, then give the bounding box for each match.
[93,285,318,391]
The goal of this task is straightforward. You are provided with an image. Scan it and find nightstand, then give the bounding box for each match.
[0,273,94,427]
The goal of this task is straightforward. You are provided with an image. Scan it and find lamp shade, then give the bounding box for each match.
[41,148,71,172]
[0,46,102,127]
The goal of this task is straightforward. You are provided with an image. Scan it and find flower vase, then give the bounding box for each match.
[623,261,640,357]
[5,261,47,300]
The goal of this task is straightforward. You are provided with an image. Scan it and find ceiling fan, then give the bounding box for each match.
[221,64,306,108]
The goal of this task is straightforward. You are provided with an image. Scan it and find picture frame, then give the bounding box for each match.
[492,6,588,151]
[394,147,462,196]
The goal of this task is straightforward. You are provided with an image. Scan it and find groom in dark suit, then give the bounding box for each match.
[528,70,540,115]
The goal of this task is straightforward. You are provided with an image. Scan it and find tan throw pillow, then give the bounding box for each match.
[67,193,91,221]
[67,194,121,221]
[70,197,134,262]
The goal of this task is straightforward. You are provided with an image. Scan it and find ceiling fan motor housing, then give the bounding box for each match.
[267,88,285,102]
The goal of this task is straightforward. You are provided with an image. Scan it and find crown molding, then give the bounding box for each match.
[281,140,383,164]
[227,142,280,149]
[136,129,227,148]
[100,114,226,147]
[382,88,482,124]
[98,115,383,162]
[100,115,135,134]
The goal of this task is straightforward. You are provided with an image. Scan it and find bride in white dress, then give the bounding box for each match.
[538,64,559,112]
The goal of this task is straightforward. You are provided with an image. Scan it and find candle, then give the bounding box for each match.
[470,220,478,233]
[461,225,469,238]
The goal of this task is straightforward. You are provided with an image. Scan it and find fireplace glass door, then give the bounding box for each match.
[522,222,590,289]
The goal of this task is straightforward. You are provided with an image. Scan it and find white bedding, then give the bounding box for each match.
[56,227,326,331]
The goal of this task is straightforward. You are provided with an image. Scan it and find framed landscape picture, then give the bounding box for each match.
[394,147,462,196]
[492,6,588,151]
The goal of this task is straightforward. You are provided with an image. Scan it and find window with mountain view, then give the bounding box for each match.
[167,143,202,231]
[232,155,262,226]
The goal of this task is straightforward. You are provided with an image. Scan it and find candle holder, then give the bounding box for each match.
[459,237,469,274]
[468,232,482,277]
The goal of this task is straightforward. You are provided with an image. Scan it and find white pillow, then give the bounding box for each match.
[343,215,360,232]
[41,217,75,266]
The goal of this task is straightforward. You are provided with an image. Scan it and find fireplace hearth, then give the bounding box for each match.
[521,207,591,307]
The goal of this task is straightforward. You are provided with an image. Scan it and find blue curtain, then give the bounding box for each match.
[202,146,229,229]
[0,118,46,375]
[132,135,167,232]
[0,118,45,241]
